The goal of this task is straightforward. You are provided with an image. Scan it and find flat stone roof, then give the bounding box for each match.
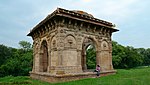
[28,8,118,36]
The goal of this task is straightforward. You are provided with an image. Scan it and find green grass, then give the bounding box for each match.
[0,67,150,85]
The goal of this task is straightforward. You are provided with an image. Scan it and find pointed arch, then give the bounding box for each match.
[81,37,98,72]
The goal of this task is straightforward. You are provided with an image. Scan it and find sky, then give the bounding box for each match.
[0,0,150,48]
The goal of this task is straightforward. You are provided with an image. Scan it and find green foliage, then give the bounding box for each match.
[0,45,15,66]
[0,41,33,77]
[86,46,96,69]
[0,67,150,85]
[112,41,149,69]
[19,41,32,51]
[136,48,150,66]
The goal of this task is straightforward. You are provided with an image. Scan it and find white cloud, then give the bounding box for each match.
[60,0,141,24]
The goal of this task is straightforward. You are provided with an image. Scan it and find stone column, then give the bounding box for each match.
[109,41,114,70]
[55,28,66,75]
[96,50,101,66]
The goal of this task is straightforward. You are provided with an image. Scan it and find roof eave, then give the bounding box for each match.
[27,8,119,36]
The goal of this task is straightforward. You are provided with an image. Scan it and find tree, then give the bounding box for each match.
[0,45,15,66]
[17,41,33,76]
[112,41,143,68]
[137,48,150,66]
[112,41,126,68]
[122,46,143,68]
[86,45,96,69]
[0,41,33,77]
[19,41,32,51]
[145,48,150,66]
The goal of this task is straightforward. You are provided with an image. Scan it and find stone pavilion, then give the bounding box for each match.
[27,8,118,82]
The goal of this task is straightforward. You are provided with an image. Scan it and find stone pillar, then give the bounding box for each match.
[96,50,101,66]
[77,50,82,66]
[76,35,83,72]
[109,51,113,70]
[55,28,65,75]
[81,50,87,71]
[77,50,82,72]
[109,41,114,70]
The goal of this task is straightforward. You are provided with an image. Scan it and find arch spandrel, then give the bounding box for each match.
[82,36,99,50]
[64,35,77,49]
[101,41,109,51]
[51,36,57,50]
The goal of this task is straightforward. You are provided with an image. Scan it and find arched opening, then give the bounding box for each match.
[40,40,48,72]
[81,38,97,72]
[86,44,96,69]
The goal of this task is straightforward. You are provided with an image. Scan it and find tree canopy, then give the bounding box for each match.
[112,41,149,68]
[0,41,32,77]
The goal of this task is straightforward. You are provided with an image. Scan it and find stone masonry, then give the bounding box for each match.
[27,8,118,83]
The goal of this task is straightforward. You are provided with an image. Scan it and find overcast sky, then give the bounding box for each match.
[0,0,150,48]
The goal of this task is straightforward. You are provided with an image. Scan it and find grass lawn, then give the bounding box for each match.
[0,67,150,85]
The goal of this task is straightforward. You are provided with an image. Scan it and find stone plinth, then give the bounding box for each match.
[30,70,116,83]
